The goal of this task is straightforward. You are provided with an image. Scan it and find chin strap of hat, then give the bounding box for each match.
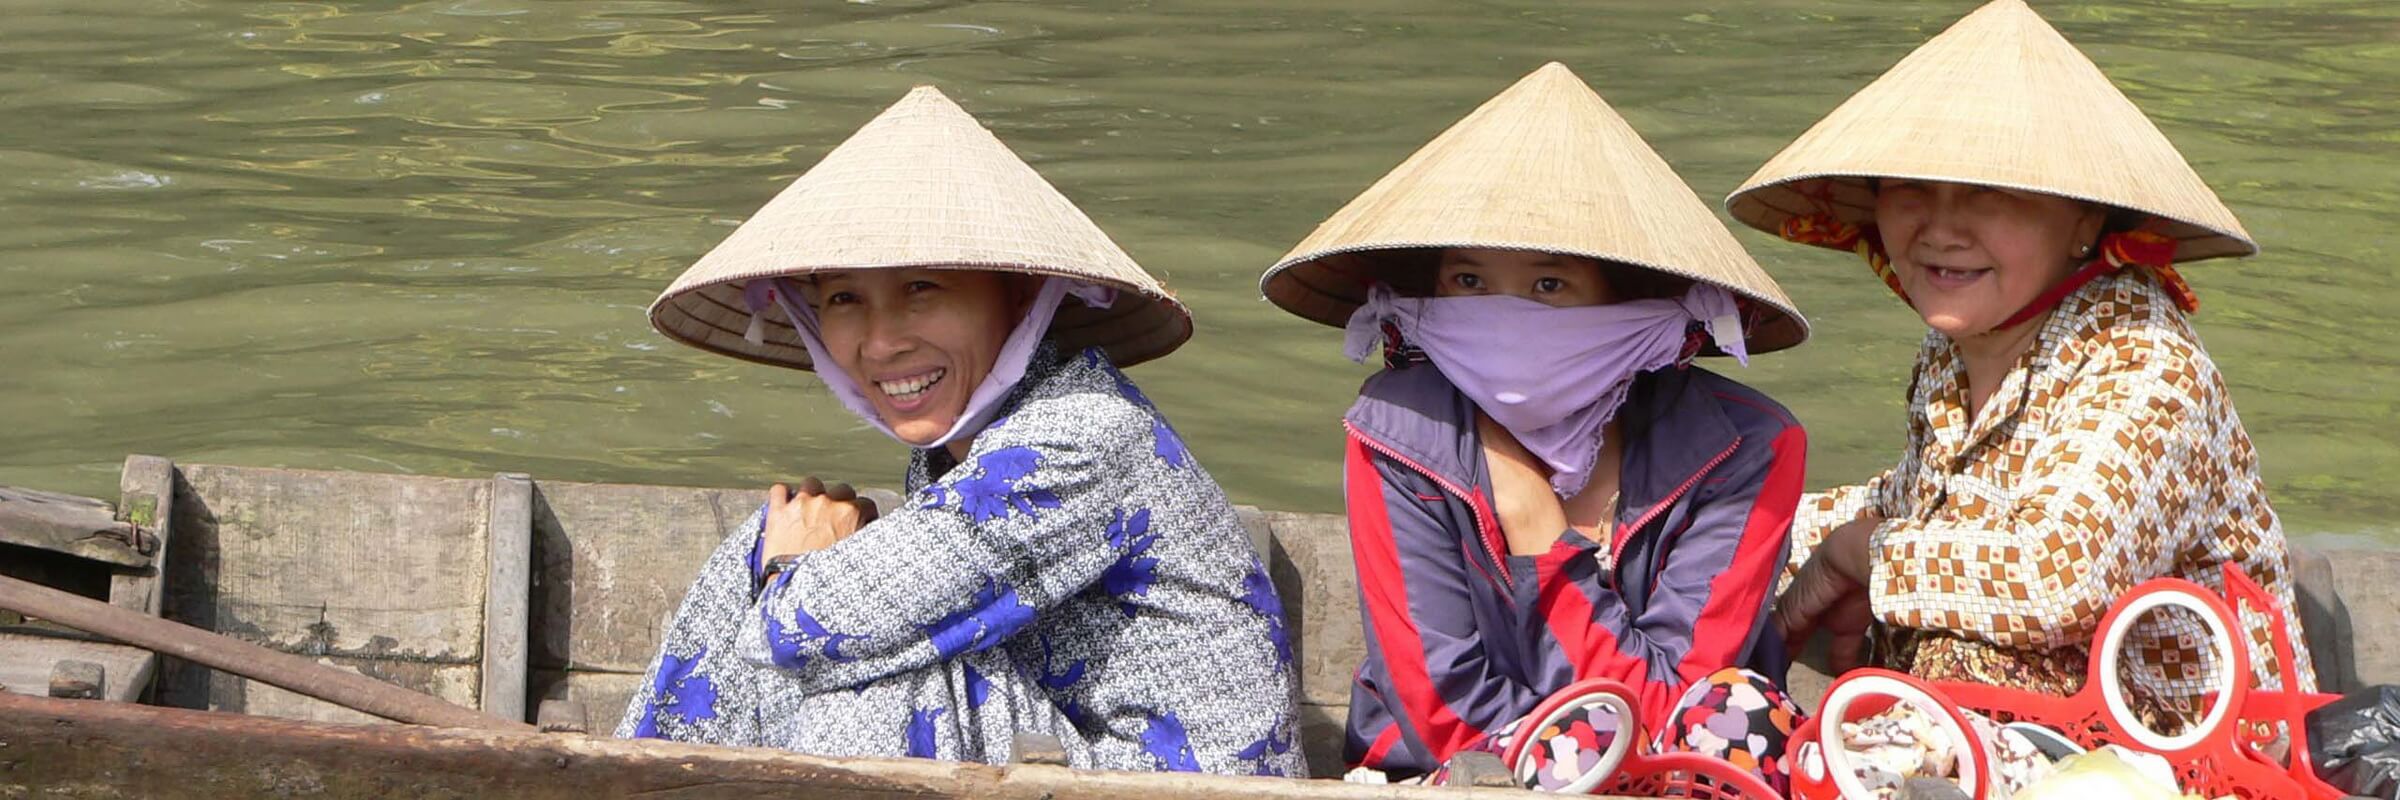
[1778,209,2197,329]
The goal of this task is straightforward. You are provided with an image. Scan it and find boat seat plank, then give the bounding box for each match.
[0,632,153,703]
[0,485,146,568]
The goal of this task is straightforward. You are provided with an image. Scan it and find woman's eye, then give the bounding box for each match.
[1452,273,1482,290]
[1533,277,1564,294]
[906,280,940,294]
[1967,189,2013,211]
[823,291,858,306]
[1882,187,1929,208]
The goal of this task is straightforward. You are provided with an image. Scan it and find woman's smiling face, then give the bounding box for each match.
[1872,180,2107,338]
[805,268,1023,446]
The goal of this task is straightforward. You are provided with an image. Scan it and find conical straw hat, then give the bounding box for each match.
[649,86,1191,371]
[1261,62,1808,354]
[1726,0,2255,263]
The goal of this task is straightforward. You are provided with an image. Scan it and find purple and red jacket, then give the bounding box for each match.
[1340,361,1805,777]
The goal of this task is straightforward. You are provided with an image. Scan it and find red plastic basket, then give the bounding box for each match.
[1785,669,1993,800]
[1787,565,2344,800]
[1500,677,1785,799]
[1603,749,1786,799]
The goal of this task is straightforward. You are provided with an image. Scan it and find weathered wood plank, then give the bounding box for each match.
[1250,509,1365,778]
[2321,548,2398,688]
[0,572,520,730]
[109,454,176,617]
[1296,702,1350,781]
[160,464,494,718]
[0,692,1547,800]
[0,632,151,703]
[531,479,755,674]
[533,668,641,737]
[0,485,146,568]
[217,657,482,726]
[2290,547,2355,693]
[531,480,904,676]
[483,472,534,723]
[1255,509,1364,711]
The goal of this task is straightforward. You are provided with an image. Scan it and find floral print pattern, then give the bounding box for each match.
[918,446,1062,523]
[628,646,718,739]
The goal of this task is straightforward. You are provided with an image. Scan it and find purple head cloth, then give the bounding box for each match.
[1342,282,1748,497]
[741,275,1116,450]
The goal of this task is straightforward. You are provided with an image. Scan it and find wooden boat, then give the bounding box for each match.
[1,455,2388,797]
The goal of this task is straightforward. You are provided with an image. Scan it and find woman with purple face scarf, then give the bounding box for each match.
[627,87,1301,776]
[1262,64,1813,792]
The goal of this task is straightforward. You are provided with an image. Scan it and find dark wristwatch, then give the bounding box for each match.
[756,554,803,597]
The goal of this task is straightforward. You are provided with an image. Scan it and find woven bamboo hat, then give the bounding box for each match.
[648,86,1191,371]
[1261,63,1808,354]
[1726,0,2256,263]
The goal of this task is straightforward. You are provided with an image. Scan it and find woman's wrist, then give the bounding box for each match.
[755,553,803,598]
[1828,514,1883,586]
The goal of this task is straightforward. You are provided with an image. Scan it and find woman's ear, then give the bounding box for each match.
[2073,203,2110,251]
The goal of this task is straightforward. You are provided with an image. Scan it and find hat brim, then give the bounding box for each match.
[1263,243,1809,356]
[1728,172,2259,264]
[649,262,1192,372]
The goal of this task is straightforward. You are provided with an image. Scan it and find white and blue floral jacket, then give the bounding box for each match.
[618,344,1304,777]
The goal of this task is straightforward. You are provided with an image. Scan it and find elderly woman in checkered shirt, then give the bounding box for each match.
[1727,0,2315,730]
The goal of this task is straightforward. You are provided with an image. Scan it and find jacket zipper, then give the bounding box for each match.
[1344,421,1513,590]
[1622,436,1742,580]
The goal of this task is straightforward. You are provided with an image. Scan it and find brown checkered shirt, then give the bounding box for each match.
[1790,270,2316,727]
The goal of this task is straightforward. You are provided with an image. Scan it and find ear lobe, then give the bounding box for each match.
[2074,204,2110,246]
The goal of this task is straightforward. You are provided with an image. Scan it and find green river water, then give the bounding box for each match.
[1,0,2395,544]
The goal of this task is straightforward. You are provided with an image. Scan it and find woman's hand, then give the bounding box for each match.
[762,478,880,560]
[1479,416,1568,556]
[1773,512,1883,672]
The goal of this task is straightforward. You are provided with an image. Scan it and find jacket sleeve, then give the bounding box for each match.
[1342,435,1542,774]
[1864,328,2199,650]
[1531,422,1809,719]
[737,399,1144,692]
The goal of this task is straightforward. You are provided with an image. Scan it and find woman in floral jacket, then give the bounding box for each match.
[1728,0,2314,729]
[619,86,1301,776]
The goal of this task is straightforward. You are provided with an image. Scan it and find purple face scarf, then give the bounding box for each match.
[1343,282,1749,498]
[740,275,1116,450]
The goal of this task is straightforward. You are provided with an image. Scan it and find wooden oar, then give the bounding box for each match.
[0,573,532,732]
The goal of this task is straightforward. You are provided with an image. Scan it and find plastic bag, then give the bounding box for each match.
[2306,684,2400,799]
[2010,747,2185,800]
